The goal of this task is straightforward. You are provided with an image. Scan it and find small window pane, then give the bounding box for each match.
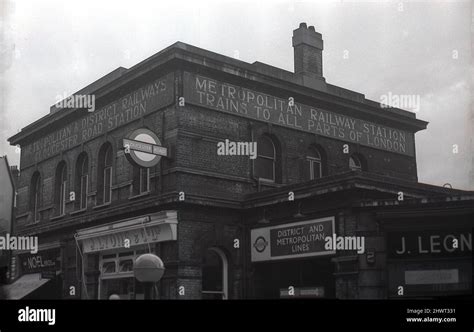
[258,137,274,158]
[308,149,321,160]
[312,161,322,179]
[33,175,41,222]
[104,167,112,203]
[104,146,113,167]
[349,156,361,171]
[59,181,66,215]
[81,156,88,175]
[61,166,67,182]
[102,254,116,260]
[80,175,88,209]
[34,192,40,222]
[140,168,149,193]
[102,261,116,274]
[118,251,134,257]
[256,157,274,181]
[119,259,134,273]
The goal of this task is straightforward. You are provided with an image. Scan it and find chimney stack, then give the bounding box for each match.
[10,165,19,176]
[292,23,324,79]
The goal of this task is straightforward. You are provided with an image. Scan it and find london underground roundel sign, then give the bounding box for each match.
[123,128,167,168]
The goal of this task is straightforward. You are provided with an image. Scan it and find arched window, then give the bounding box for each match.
[256,135,276,182]
[349,154,366,171]
[30,172,41,222]
[76,153,89,210]
[55,162,68,216]
[132,167,150,196]
[202,247,228,300]
[97,143,113,205]
[306,147,323,180]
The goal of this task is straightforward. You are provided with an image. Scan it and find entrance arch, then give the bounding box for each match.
[201,247,229,300]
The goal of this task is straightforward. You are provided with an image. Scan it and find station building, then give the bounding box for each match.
[6,23,473,299]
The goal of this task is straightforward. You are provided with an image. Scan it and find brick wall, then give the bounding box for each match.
[175,207,242,299]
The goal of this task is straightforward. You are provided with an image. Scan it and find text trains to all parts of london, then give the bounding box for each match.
[186,74,412,156]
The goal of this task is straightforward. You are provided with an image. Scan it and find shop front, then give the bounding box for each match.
[387,228,472,299]
[75,210,177,299]
[5,246,63,299]
[250,217,336,299]
[380,201,473,299]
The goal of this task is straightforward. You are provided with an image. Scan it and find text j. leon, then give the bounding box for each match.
[395,233,472,255]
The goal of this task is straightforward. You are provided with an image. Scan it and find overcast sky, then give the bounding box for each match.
[0,0,472,189]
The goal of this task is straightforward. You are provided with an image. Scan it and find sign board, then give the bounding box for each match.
[405,269,459,285]
[387,229,472,259]
[82,222,176,254]
[251,217,335,262]
[123,128,167,168]
[388,260,471,297]
[183,72,415,156]
[20,249,61,274]
[280,287,325,298]
[41,270,57,279]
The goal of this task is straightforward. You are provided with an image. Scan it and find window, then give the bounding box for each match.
[202,247,228,300]
[30,172,41,222]
[119,259,134,273]
[307,148,322,180]
[132,167,150,196]
[98,250,151,300]
[97,143,113,205]
[255,135,276,181]
[349,154,363,171]
[75,153,89,210]
[55,162,67,216]
[100,252,135,276]
[102,261,116,274]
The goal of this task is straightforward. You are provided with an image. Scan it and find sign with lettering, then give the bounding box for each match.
[82,223,175,253]
[280,287,325,298]
[387,230,472,259]
[251,217,335,262]
[388,260,471,297]
[405,269,459,285]
[184,72,415,156]
[20,249,60,274]
[123,128,167,168]
[41,270,57,279]
[22,73,174,165]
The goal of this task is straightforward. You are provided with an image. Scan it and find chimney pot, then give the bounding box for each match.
[10,165,19,177]
[292,23,324,78]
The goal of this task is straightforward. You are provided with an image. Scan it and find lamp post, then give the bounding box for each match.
[134,254,165,300]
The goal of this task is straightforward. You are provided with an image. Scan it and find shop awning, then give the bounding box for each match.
[1,273,49,300]
[75,210,178,254]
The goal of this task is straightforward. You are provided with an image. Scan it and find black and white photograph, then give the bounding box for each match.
[0,0,473,330]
